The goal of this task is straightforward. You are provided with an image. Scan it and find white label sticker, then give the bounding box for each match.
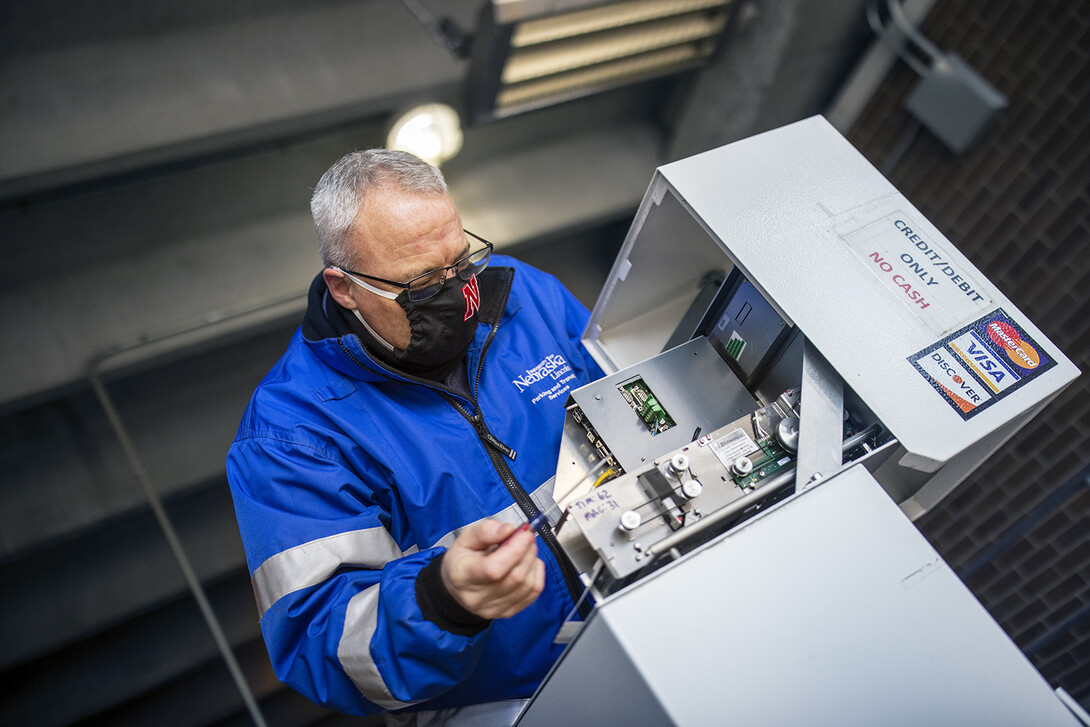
[837,210,992,335]
[710,428,759,469]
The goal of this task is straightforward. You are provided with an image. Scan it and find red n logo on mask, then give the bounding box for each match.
[462,276,481,321]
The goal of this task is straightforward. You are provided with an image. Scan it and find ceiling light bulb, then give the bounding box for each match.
[386,103,463,166]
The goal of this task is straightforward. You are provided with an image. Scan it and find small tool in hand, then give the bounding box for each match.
[502,458,611,545]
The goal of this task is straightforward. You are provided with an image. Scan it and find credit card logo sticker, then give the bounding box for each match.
[948,331,1020,394]
[986,320,1041,370]
[916,349,992,414]
[908,308,1055,420]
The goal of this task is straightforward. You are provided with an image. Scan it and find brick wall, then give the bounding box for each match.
[847,0,1090,707]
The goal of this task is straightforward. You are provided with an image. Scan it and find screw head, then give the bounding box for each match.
[620,510,642,531]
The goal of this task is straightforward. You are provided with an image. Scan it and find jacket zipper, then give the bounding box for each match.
[465,401,589,617]
[454,282,590,617]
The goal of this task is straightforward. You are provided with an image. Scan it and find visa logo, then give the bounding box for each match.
[965,340,1007,385]
[948,331,1020,395]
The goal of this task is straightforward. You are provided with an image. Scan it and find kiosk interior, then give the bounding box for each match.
[517,117,1085,726]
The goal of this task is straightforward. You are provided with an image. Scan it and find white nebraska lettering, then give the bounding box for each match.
[513,354,571,392]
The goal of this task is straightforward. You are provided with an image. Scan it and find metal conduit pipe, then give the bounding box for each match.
[825,0,937,133]
[81,296,305,727]
[88,372,269,727]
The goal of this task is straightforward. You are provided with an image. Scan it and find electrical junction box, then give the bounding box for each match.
[906,52,1008,154]
[520,117,1083,725]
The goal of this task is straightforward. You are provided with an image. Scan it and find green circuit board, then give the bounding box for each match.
[733,437,794,489]
[618,377,675,436]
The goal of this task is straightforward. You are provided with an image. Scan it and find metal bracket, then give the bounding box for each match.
[796,339,845,490]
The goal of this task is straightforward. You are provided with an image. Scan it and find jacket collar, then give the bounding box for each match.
[301,265,518,384]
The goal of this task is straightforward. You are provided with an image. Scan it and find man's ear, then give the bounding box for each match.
[322,268,357,310]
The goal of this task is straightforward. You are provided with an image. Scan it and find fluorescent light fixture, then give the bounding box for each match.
[466,0,735,124]
[509,0,730,47]
[386,103,464,166]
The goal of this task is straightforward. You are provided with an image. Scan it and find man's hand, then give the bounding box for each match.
[440,519,545,620]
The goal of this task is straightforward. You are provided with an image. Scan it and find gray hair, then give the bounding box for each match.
[310,149,448,268]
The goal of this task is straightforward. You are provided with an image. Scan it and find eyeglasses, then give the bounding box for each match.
[336,230,493,302]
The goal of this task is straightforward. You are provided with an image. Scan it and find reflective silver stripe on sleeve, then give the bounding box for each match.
[529,477,559,523]
[254,479,555,616]
[328,481,555,710]
[336,483,554,712]
[338,584,424,711]
[428,479,556,550]
[252,527,417,618]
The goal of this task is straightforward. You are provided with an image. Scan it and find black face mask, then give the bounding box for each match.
[356,274,482,379]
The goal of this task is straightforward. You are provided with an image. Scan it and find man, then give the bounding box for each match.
[226,149,604,724]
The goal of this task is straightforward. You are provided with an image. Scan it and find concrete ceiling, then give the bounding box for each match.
[0,0,870,408]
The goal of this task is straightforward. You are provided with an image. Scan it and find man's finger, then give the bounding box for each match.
[478,527,536,581]
[493,560,547,619]
[505,535,542,583]
[456,519,516,551]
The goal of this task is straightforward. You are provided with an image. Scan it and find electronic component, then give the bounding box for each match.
[669,453,690,476]
[570,405,622,477]
[618,377,675,436]
[562,394,888,582]
[731,437,794,490]
[776,417,800,453]
[563,337,757,477]
[729,389,802,489]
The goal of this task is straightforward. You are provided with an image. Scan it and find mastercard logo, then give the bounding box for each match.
[986,321,1040,370]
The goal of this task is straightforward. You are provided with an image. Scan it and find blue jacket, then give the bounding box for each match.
[227,256,604,715]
